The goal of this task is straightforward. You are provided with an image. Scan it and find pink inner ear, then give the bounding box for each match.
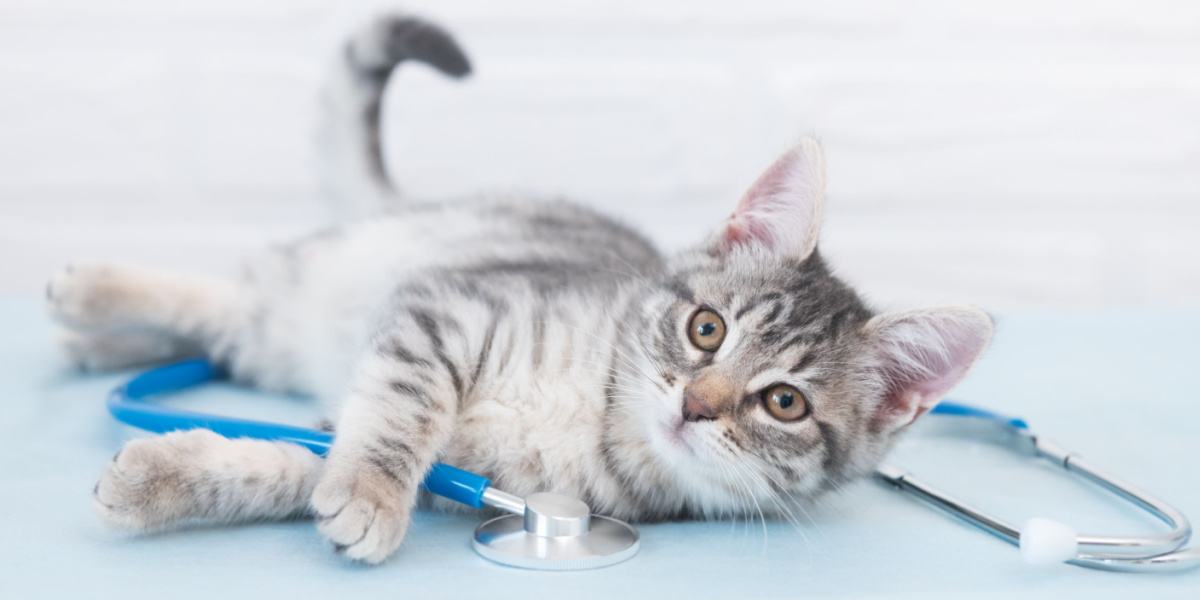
[722,212,774,248]
[738,150,801,212]
[882,356,971,430]
[713,140,825,258]
[872,308,994,432]
[722,153,800,248]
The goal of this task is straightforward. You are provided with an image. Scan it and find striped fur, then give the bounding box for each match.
[317,15,471,216]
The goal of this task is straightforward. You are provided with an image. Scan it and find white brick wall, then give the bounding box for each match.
[2,0,1198,308]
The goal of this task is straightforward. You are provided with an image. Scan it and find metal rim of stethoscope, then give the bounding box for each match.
[877,403,1200,573]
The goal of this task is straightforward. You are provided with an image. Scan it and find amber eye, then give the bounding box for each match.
[686,308,726,352]
[762,384,810,422]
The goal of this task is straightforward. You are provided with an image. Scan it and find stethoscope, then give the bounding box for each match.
[876,403,1200,573]
[106,360,1198,573]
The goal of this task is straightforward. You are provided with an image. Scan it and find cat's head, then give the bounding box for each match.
[624,138,993,513]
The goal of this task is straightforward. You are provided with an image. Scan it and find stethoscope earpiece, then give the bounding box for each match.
[1019,518,1078,566]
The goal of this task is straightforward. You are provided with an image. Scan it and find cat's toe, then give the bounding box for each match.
[312,470,410,564]
[93,431,217,531]
[95,441,160,530]
[46,263,125,330]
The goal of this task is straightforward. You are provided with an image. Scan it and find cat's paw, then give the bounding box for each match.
[311,465,413,564]
[93,430,217,531]
[46,263,134,330]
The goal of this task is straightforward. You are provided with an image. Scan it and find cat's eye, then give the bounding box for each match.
[686,308,726,352]
[762,384,810,422]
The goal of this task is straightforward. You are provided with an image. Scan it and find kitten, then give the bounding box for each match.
[50,14,993,564]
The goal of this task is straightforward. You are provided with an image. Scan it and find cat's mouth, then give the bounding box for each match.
[662,418,692,452]
[661,415,719,460]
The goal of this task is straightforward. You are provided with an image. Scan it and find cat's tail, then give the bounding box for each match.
[317,14,471,215]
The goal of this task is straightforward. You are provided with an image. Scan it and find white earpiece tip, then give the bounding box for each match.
[1019,518,1078,566]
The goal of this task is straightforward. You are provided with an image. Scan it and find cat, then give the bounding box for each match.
[48,14,993,564]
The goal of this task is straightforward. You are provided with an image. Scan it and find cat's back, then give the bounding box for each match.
[274,196,661,286]
[240,197,663,397]
[423,197,662,278]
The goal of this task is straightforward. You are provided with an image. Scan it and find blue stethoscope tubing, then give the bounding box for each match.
[107,359,490,509]
[108,360,1198,572]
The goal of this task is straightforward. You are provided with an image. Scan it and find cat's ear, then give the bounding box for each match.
[709,138,826,260]
[866,306,994,432]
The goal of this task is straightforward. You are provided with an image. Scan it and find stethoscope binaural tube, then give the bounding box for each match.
[105,359,639,569]
[877,402,1200,573]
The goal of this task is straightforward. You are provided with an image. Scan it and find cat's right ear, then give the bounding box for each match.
[865,306,995,433]
[707,138,826,261]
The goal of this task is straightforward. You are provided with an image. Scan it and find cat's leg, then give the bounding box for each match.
[95,429,322,531]
[310,313,466,564]
[46,263,245,368]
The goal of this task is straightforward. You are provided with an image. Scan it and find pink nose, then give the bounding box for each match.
[682,392,718,422]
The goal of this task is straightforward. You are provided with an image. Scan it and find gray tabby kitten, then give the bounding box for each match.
[49,15,993,564]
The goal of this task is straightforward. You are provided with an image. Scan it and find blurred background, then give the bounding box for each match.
[1,0,1197,310]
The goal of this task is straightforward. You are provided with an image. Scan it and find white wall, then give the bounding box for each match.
[2,0,1198,309]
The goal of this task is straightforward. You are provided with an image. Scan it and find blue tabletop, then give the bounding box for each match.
[1,297,1197,599]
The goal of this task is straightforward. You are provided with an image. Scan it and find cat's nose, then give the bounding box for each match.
[682,372,736,422]
[682,392,717,422]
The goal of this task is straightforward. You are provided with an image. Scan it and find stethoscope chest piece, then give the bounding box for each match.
[472,492,640,570]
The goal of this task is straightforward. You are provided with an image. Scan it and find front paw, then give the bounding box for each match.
[311,465,413,564]
[93,430,218,530]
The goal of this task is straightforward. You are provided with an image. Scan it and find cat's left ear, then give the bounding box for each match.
[709,137,826,260]
[866,306,995,433]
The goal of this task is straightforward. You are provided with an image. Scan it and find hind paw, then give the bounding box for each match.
[46,264,134,330]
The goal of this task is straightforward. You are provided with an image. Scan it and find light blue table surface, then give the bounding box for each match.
[1,297,1198,599]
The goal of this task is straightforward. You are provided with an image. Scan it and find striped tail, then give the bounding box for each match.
[318,15,471,215]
